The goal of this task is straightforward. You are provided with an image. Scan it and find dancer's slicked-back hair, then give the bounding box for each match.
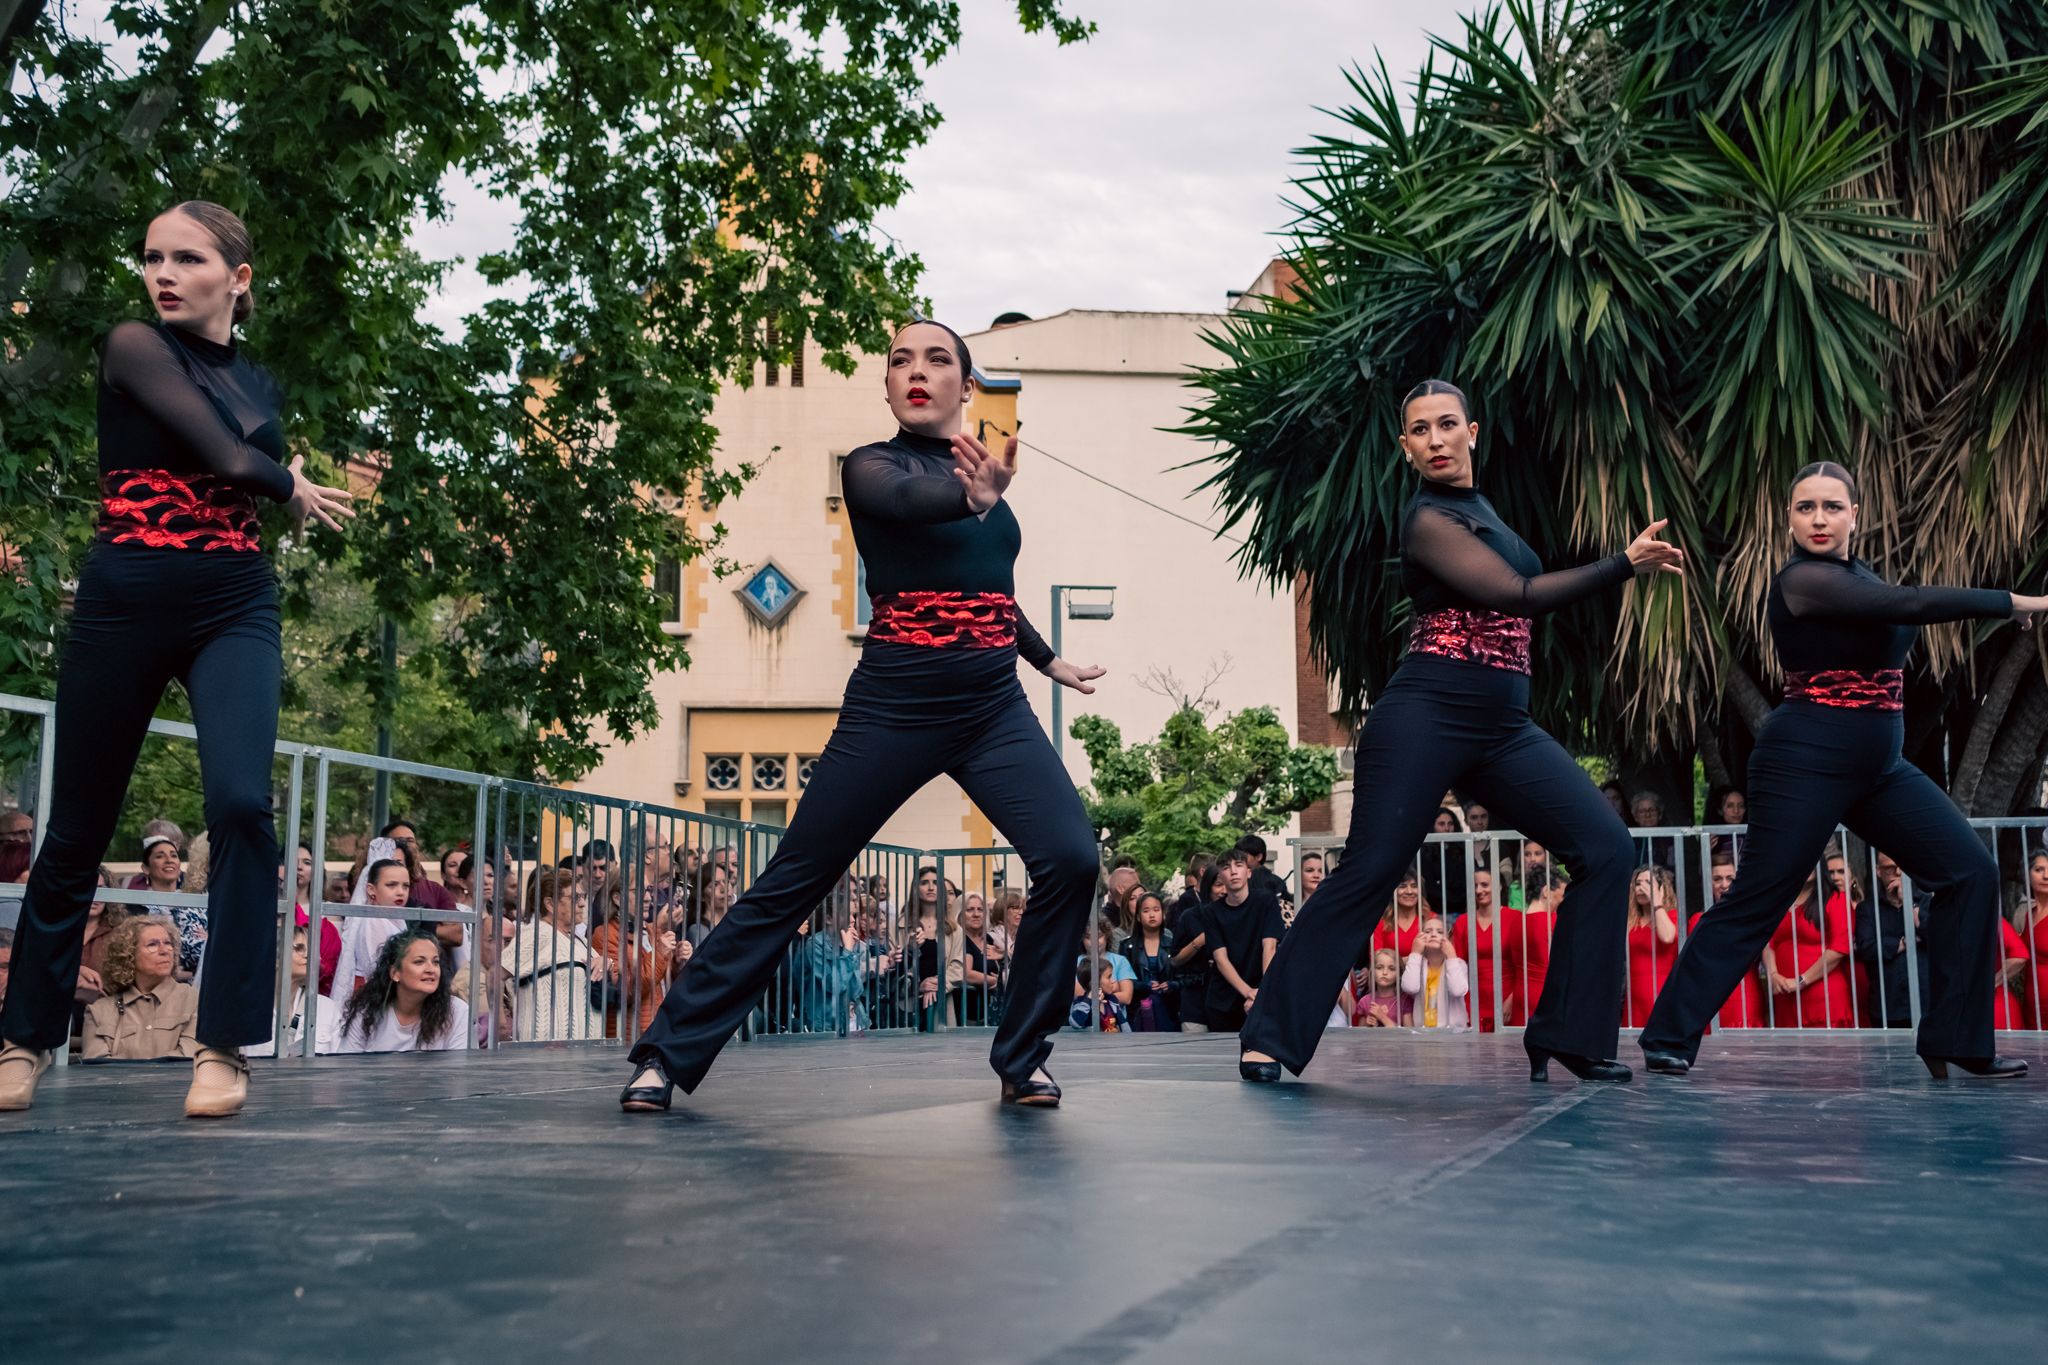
[1400,378,1470,423]
[1790,460,1859,502]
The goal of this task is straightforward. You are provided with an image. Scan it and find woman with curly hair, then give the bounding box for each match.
[331,928,467,1054]
[81,916,197,1061]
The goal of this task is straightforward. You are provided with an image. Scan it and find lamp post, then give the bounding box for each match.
[1049,584,1115,763]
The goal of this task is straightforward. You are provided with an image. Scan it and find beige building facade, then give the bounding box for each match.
[573,302,1315,864]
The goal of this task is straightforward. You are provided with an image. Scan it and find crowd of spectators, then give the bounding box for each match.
[3,780,2046,1060]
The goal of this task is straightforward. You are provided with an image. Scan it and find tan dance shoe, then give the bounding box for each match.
[0,1040,54,1112]
[184,1046,250,1118]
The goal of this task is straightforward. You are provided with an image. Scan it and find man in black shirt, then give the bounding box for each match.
[1234,835,1294,917]
[1200,850,1283,1033]
[1853,851,1928,1029]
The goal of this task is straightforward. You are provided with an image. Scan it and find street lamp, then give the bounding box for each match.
[1049,584,1115,762]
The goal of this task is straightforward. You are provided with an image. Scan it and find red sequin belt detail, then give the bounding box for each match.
[97,469,262,552]
[1784,668,1904,711]
[1406,607,1532,674]
[867,591,1018,649]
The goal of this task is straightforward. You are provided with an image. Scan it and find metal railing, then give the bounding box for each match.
[1291,821,2048,1036]
[10,679,2044,1060]
[0,691,1047,1059]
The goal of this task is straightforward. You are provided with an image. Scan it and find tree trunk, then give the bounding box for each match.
[1975,673,2048,817]
[1723,668,1772,738]
[1698,718,1732,793]
[0,0,48,91]
[1952,632,2042,809]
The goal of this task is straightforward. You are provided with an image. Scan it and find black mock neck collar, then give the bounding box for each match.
[162,320,239,364]
[894,428,955,457]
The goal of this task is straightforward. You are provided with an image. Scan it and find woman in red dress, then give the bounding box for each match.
[1686,853,1765,1028]
[1992,915,2030,1030]
[1622,866,1679,1027]
[1452,867,1514,1032]
[1370,870,1431,959]
[2011,850,2048,1027]
[1765,873,1854,1028]
[1506,865,1567,1026]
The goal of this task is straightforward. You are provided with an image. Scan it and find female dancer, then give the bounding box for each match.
[1641,462,2043,1078]
[619,320,1105,1111]
[1240,379,1682,1083]
[0,201,353,1116]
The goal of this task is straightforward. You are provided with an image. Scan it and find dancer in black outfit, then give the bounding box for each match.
[1238,380,1683,1084]
[621,320,1106,1111]
[0,202,353,1117]
[1641,463,2043,1080]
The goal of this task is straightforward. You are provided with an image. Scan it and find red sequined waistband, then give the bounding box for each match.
[867,591,1018,649]
[1406,607,1532,674]
[1783,668,1904,711]
[97,469,262,552]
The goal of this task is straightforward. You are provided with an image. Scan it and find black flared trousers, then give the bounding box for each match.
[1641,703,1997,1062]
[629,644,1099,1091]
[1242,658,1635,1071]
[1,545,282,1052]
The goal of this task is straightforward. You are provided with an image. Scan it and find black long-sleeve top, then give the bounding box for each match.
[1770,548,2011,671]
[843,430,1055,668]
[99,321,291,498]
[1400,481,1634,618]
[94,321,291,552]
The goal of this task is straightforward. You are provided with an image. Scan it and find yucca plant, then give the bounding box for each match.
[1186,0,2048,814]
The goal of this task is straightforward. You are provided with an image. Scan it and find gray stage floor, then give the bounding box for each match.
[4,1029,2044,1364]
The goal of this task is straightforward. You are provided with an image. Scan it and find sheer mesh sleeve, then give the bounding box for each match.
[1779,559,2011,624]
[1014,607,1056,670]
[841,443,973,523]
[100,322,294,502]
[1405,505,1633,615]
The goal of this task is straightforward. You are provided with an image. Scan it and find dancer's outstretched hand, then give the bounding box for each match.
[949,431,1016,512]
[1625,519,1685,576]
[2011,593,2047,631]
[1045,657,1106,694]
[286,454,355,534]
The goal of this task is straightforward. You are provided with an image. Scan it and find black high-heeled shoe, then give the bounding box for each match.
[1640,1048,1692,1076]
[1000,1070,1061,1106]
[1239,1055,1282,1083]
[1526,1039,1632,1083]
[1922,1054,2028,1080]
[619,1058,676,1112]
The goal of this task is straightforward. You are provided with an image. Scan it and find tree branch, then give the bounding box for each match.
[1951,630,2042,809]
[1723,668,1773,737]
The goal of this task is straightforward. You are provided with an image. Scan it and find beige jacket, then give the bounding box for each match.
[82,979,200,1061]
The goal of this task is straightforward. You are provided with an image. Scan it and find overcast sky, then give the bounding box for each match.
[880,0,1466,331]
[46,0,1475,337]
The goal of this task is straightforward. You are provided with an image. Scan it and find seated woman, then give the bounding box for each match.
[1401,917,1469,1031]
[82,917,199,1061]
[1992,915,2030,1031]
[1450,867,1514,1032]
[331,928,470,1054]
[501,869,603,1043]
[247,925,337,1057]
[1765,871,1854,1029]
[2012,850,2048,1027]
[1506,866,1567,1026]
[1622,866,1679,1027]
[1370,870,1431,959]
[588,871,683,1039]
[947,893,1002,1026]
